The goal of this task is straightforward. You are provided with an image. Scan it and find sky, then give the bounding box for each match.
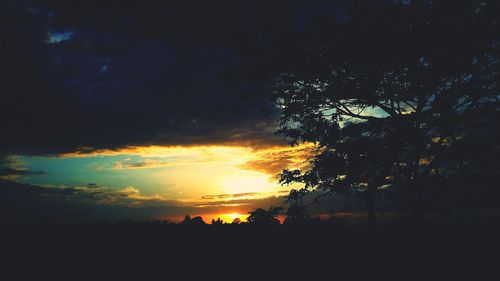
[0,0,349,223]
[6,144,313,221]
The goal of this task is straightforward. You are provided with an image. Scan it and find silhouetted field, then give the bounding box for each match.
[3,217,500,247]
[1,218,499,278]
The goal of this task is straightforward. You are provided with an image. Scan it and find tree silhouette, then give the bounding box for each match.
[182,215,192,223]
[211,218,224,225]
[182,215,206,225]
[283,205,310,225]
[260,0,500,224]
[283,189,311,225]
[247,207,283,226]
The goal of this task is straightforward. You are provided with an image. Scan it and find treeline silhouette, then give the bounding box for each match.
[104,205,499,228]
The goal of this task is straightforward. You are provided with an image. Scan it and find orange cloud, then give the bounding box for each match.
[239,144,315,176]
[201,190,289,201]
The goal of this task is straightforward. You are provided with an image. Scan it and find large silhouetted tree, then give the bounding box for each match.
[259,0,500,224]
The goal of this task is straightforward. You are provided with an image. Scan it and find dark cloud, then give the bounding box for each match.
[0,1,349,222]
[0,155,45,179]
[0,0,346,158]
[0,167,45,176]
[0,179,190,223]
[111,159,170,170]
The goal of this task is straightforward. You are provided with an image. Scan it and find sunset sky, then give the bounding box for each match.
[2,0,497,225]
[4,144,312,221]
[0,0,351,222]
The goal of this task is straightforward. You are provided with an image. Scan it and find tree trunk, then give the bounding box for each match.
[366,183,377,226]
[411,177,424,218]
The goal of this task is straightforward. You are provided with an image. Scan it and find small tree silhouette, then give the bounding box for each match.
[247,207,283,226]
[182,215,192,224]
[211,218,224,225]
[181,215,205,225]
[283,189,311,225]
[283,205,310,225]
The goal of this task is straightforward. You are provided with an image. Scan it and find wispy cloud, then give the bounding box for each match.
[0,167,45,176]
[0,156,45,180]
[201,192,261,200]
[201,190,289,201]
[111,159,171,170]
[45,30,75,44]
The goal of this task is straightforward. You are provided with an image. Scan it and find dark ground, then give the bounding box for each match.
[1,220,499,278]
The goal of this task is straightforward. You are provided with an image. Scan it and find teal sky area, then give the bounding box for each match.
[16,154,182,198]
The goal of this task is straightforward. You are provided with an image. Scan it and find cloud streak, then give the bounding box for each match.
[111,159,171,170]
[45,30,74,44]
[201,190,289,201]
[0,156,45,180]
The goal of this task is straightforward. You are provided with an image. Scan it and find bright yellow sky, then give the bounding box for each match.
[21,143,314,206]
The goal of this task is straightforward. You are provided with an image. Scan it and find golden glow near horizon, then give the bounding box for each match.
[218,212,248,223]
[167,212,251,224]
[48,143,315,203]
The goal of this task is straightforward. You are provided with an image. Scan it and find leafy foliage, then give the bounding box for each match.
[265,0,500,221]
[247,207,283,225]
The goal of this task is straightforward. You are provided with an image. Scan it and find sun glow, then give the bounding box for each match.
[221,173,273,195]
[227,213,244,220]
[210,212,249,223]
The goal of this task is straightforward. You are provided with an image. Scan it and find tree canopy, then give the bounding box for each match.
[252,0,500,223]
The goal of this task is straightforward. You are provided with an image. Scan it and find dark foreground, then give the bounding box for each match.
[1,219,499,277]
